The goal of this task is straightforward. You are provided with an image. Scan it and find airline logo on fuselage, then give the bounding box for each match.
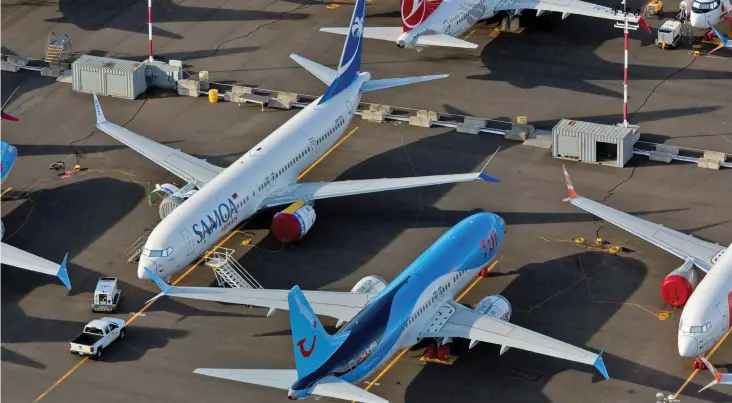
[192,198,239,243]
[479,229,498,259]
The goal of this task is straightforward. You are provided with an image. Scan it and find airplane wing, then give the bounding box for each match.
[259,171,499,209]
[92,94,224,188]
[698,355,732,393]
[561,165,725,273]
[495,0,648,25]
[146,268,375,323]
[0,243,71,289]
[419,300,609,378]
[319,27,478,49]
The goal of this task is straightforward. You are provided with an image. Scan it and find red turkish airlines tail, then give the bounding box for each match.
[401,0,441,32]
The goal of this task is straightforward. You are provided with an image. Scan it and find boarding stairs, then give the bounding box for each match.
[125,229,152,264]
[205,246,262,289]
[44,32,71,64]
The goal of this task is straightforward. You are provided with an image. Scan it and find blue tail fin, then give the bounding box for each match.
[319,0,366,104]
[288,286,350,379]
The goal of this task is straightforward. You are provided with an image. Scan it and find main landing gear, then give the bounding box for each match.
[692,358,708,370]
[425,340,452,362]
[500,14,521,32]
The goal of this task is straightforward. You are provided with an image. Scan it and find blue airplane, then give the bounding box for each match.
[146,212,609,402]
[709,24,732,55]
[0,94,70,290]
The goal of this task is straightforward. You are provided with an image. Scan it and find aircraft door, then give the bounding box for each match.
[180,228,194,256]
[717,299,730,328]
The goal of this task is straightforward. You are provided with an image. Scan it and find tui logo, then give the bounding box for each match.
[296,321,317,358]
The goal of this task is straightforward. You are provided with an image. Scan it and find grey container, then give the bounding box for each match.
[552,119,640,167]
[72,55,147,100]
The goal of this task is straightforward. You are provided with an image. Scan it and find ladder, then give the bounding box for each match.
[44,32,71,63]
[205,246,262,289]
[125,229,152,264]
[682,21,694,44]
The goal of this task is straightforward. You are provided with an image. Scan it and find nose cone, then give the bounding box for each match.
[138,259,158,280]
[678,335,698,357]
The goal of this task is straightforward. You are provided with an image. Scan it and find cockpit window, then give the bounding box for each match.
[680,320,712,333]
[148,250,164,257]
[692,0,719,12]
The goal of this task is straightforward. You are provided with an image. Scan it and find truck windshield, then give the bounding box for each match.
[84,327,104,336]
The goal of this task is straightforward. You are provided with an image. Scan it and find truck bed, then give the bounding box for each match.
[71,333,103,346]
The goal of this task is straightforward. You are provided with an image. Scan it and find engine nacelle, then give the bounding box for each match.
[150,183,197,220]
[660,260,699,307]
[350,275,388,295]
[467,295,512,351]
[271,201,316,243]
[474,295,512,322]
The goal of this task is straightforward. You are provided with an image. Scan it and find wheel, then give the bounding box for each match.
[501,15,510,31]
[95,347,103,359]
[509,16,520,31]
[119,329,126,339]
[438,345,452,361]
[425,344,437,359]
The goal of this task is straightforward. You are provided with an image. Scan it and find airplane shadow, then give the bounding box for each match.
[1,177,253,367]
[401,252,732,403]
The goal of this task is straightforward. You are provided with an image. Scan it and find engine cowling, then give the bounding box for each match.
[150,183,198,220]
[469,295,512,350]
[660,260,699,307]
[271,201,316,243]
[350,275,388,295]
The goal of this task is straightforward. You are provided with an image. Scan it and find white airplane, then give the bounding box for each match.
[320,0,650,51]
[698,355,732,393]
[1,103,71,290]
[92,0,499,283]
[144,212,609,402]
[681,0,731,29]
[560,165,730,365]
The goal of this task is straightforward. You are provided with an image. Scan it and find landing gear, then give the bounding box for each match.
[500,15,521,32]
[424,340,452,362]
[438,345,452,361]
[692,358,707,370]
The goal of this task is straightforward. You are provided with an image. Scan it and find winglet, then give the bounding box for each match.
[57,253,71,290]
[478,147,501,183]
[637,15,651,35]
[144,267,170,304]
[92,93,107,124]
[709,24,729,52]
[561,164,578,199]
[697,355,724,393]
[593,342,610,380]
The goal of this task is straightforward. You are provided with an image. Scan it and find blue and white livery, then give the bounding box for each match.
[91,0,498,283]
[147,212,610,402]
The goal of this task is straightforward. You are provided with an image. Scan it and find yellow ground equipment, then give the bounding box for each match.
[645,0,663,17]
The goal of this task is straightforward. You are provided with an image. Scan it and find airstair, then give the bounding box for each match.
[44,32,71,64]
[126,229,152,264]
[205,246,262,289]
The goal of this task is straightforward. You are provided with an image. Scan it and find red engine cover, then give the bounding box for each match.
[660,275,693,307]
[271,213,303,243]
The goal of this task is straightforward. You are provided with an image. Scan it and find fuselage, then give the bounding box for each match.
[289,212,505,396]
[399,0,496,47]
[137,74,368,280]
[688,0,729,29]
[677,246,732,357]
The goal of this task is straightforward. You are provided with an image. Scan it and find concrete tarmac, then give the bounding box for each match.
[2,0,731,402]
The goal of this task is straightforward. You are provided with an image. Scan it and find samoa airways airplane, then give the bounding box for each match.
[0,102,71,290]
[320,0,650,50]
[560,165,731,366]
[92,0,499,283]
[145,212,610,402]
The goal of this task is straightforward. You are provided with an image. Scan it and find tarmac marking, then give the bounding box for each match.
[34,124,359,402]
[1,187,11,196]
[298,126,359,180]
[358,260,498,400]
[674,325,732,398]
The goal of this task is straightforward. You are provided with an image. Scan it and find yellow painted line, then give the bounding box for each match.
[35,125,360,401]
[34,224,246,402]
[298,126,359,181]
[462,28,478,42]
[1,187,12,196]
[674,325,732,398]
[357,260,499,400]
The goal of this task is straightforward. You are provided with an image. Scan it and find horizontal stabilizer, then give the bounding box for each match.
[310,376,388,403]
[290,54,336,86]
[194,368,297,390]
[320,26,403,42]
[416,34,478,49]
[360,74,448,93]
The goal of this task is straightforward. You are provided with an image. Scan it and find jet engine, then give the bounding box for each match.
[660,259,699,307]
[149,183,198,220]
[350,275,388,295]
[270,200,316,243]
[474,295,512,322]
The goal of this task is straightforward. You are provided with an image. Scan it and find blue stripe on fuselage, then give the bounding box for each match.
[291,212,504,391]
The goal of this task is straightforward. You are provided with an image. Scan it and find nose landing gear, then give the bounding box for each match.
[692,358,708,370]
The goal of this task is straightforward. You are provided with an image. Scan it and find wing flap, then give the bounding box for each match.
[93,94,223,186]
[420,301,607,377]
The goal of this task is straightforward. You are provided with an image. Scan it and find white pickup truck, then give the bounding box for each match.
[69,318,126,358]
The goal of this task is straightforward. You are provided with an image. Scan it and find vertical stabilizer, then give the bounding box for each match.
[319,0,366,103]
[288,286,350,378]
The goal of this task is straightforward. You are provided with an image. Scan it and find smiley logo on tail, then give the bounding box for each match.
[296,321,317,358]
